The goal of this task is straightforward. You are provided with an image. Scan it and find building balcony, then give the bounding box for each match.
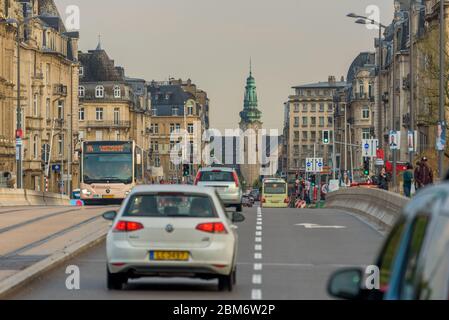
[81,120,131,129]
[53,84,68,96]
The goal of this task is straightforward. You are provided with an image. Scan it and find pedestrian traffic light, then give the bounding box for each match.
[183,164,190,177]
[363,158,370,176]
[322,130,330,145]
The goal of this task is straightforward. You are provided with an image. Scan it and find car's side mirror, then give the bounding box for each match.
[232,212,245,223]
[327,268,363,300]
[102,210,117,221]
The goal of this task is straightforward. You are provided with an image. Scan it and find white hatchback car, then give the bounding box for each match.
[102,185,245,291]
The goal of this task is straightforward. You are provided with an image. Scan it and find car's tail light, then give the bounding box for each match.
[196,222,228,234]
[232,171,239,188]
[113,221,144,232]
[194,172,202,185]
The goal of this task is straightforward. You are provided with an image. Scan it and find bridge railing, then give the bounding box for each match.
[0,188,70,206]
[325,187,409,231]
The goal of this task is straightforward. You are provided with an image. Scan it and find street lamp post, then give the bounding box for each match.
[1,16,41,189]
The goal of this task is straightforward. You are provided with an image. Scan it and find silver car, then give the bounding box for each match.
[194,167,243,212]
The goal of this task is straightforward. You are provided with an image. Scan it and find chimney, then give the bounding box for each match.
[328,76,336,85]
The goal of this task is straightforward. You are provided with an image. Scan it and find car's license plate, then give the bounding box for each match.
[150,251,189,261]
[103,195,114,199]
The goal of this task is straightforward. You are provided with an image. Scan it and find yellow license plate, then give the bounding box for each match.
[150,251,189,261]
[103,195,115,199]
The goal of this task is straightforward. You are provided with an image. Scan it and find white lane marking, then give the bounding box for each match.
[255,244,262,251]
[257,221,262,225]
[238,262,363,268]
[255,231,262,236]
[252,289,262,300]
[296,223,346,229]
[254,263,263,271]
[255,237,262,243]
[256,226,262,230]
[257,207,262,215]
[252,274,262,284]
[254,252,262,259]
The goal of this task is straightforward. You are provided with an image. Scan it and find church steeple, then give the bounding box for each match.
[240,60,262,124]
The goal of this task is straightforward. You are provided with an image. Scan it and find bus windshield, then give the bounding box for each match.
[83,153,133,184]
[264,182,287,194]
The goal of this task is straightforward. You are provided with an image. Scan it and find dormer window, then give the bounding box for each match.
[78,86,85,98]
[114,85,121,98]
[172,107,179,116]
[95,85,104,98]
[79,66,84,76]
[165,93,170,100]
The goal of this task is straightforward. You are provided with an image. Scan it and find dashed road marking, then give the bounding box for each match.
[255,244,262,251]
[254,252,262,260]
[254,263,263,271]
[256,226,262,230]
[255,231,262,236]
[252,289,262,300]
[255,237,262,243]
[252,274,262,285]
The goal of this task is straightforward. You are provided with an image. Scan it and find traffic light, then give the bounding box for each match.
[183,164,190,177]
[363,158,370,176]
[322,130,330,145]
[311,175,316,187]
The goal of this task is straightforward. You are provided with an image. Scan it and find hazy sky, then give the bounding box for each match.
[55,0,394,132]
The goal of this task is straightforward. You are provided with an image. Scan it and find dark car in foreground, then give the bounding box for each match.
[328,180,449,300]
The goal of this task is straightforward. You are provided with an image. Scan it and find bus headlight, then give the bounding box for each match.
[82,189,91,196]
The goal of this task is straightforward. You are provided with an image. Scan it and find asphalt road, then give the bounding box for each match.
[6,206,384,300]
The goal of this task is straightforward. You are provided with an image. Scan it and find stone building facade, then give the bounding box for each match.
[1,0,79,192]
[78,45,151,155]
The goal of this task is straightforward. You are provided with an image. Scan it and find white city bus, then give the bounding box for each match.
[80,141,145,204]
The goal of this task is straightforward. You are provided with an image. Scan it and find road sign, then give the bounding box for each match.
[306,158,314,173]
[52,164,61,173]
[15,138,22,146]
[436,121,446,151]
[389,131,401,150]
[314,158,323,173]
[408,130,417,152]
[306,157,323,173]
[362,139,378,158]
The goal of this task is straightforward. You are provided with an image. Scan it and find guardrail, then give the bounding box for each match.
[0,188,70,206]
[325,187,409,231]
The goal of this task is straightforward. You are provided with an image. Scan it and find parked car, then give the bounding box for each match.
[194,167,243,212]
[103,185,245,291]
[327,180,449,300]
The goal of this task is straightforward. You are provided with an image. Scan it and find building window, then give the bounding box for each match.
[368,83,373,98]
[294,117,299,127]
[58,134,64,156]
[46,98,51,120]
[302,131,308,140]
[187,123,194,134]
[187,104,194,115]
[33,135,39,159]
[172,107,179,116]
[33,93,39,117]
[79,107,85,121]
[362,128,371,140]
[328,103,334,112]
[96,108,103,121]
[46,63,51,85]
[57,101,64,120]
[114,85,121,98]
[294,104,299,112]
[152,107,157,116]
[95,85,104,98]
[319,117,325,127]
[170,123,175,133]
[95,131,103,141]
[362,106,370,119]
[359,81,364,96]
[311,117,316,126]
[302,117,308,126]
[114,108,120,124]
[302,104,308,112]
[78,86,85,98]
[151,123,159,134]
[311,104,317,112]
[154,157,161,167]
[328,116,333,126]
[319,103,325,112]
[311,131,317,142]
[294,131,300,140]
[175,123,181,132]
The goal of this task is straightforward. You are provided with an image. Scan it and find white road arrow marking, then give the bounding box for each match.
[296,223,346,229]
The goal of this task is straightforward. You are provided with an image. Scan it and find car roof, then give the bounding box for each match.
[199,167,235,172]
[402,182,449,219]
[131,184,217,197]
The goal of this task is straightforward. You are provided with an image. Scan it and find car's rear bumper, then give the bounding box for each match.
[107,239,235,276]
[262,202,289,208]
[218,193,242,205]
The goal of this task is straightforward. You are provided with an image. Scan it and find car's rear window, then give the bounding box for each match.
[124,193,217,218]
[264,182,287,194]
[199,171,234,182]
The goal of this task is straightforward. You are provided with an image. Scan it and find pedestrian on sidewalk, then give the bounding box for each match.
[414,161,421,190]
[403,163,414,198]
[378,167,389,191]
[416,157,433,189]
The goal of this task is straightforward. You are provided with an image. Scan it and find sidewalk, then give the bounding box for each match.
[0,205,112,297]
